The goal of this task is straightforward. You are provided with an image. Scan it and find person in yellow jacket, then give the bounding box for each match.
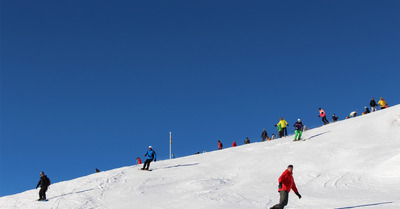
[275,117,289,137]
[378,97,387,109]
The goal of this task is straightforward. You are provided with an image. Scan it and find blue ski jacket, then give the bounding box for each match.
[145,150,157,160]
[294,121,303,131]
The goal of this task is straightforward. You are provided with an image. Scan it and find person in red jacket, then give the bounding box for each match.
[232,141,237,147]
[218,140,223,150]
[270,165,301,209]
[136,157,142,165]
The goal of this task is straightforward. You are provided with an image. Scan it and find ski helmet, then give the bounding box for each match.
[298,119,301,122]
[149,146,152,149]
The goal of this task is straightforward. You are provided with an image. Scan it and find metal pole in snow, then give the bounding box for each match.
[169,132,172,159]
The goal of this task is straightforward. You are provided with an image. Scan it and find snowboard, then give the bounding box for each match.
[139,168,153,171]
[37,199,48,202]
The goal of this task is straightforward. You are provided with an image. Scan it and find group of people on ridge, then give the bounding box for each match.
[36,96,389,207]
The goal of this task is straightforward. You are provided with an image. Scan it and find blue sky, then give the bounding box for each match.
[1,0,399,196]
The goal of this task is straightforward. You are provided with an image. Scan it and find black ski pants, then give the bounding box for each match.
[271,191,289,209]
[39,186,48,200]
[322,116,329,125]
[142,159,153,170]
[282,127,287,136]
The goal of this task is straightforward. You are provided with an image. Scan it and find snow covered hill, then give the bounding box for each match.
[1,105,400,209]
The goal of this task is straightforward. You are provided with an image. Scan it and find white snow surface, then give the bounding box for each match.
[1,105,400,209]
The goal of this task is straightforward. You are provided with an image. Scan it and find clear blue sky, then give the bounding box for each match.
[1,0,399,196]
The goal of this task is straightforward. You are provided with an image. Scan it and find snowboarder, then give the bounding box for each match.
[271,134,276,140]
[36,172,50,201]
[275,117,289,136]
[370,97,378,112]
[378,97,387,109]
[232,141,237,147]
[318,108,329,125]
[332,114,338,122]
[172,154,175,159]
[293,119,303,141]
[142,146,156,170]
[362,107,370,115]
[346,111,357,119]
[261,129,268,141]
[270,165,301,209]
[244,137,250,144]
[218,140,223,150]
[137,157,142,165]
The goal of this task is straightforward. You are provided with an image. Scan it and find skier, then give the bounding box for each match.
[218,140,223,150]
[378,97,387,109]
[362,107,370,115]
[346,111,357,119]
[318,108,329,125]
[142,146,156,170]
[232,141,237,147]
[36,172,51,201]
[137,157,142,165]
[261,129,269,141]
[332,114,338,122]
[293,119,303,141]
[271,134,276,140]
[275,117,289,136]
[370,97,378,112]
[95,168,100,173]
[172,154,176,159]
[244,137,251,144]
[270,165,301,209]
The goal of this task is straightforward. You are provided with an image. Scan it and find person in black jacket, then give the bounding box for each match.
[36,172,50,201]
[244,137,251,144]
[363,107,370,115]
[261,129,268,141]
[370,97,377,112]
[332,114,338,122]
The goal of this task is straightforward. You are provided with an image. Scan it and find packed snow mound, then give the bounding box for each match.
[1,105,400,209]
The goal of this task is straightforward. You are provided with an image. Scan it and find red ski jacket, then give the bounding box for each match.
[278,169,298,194]
[232,141,237,147]
[319,109,326,117]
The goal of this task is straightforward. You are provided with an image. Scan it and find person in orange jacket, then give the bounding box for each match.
[136,157,142,165]
[318,108,329,125]
[378,97,387,109]
[232,141,237,147]
[270,165,301,209]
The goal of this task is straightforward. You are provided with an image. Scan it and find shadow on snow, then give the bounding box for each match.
[162,163,199,169]
[334,201,393,209]
[48,188,95,200]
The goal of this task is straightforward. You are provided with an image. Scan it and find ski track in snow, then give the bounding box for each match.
[1,105,400,209]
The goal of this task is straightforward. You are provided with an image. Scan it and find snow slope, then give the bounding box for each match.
[1,105,400,209]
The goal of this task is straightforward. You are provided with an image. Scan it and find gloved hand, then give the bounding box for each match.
[278,182,282,189]
[296,192,302,199]
[274,125,277,127]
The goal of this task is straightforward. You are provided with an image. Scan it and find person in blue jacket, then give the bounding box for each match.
[142,146,157,170]
[293,119,303,141]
